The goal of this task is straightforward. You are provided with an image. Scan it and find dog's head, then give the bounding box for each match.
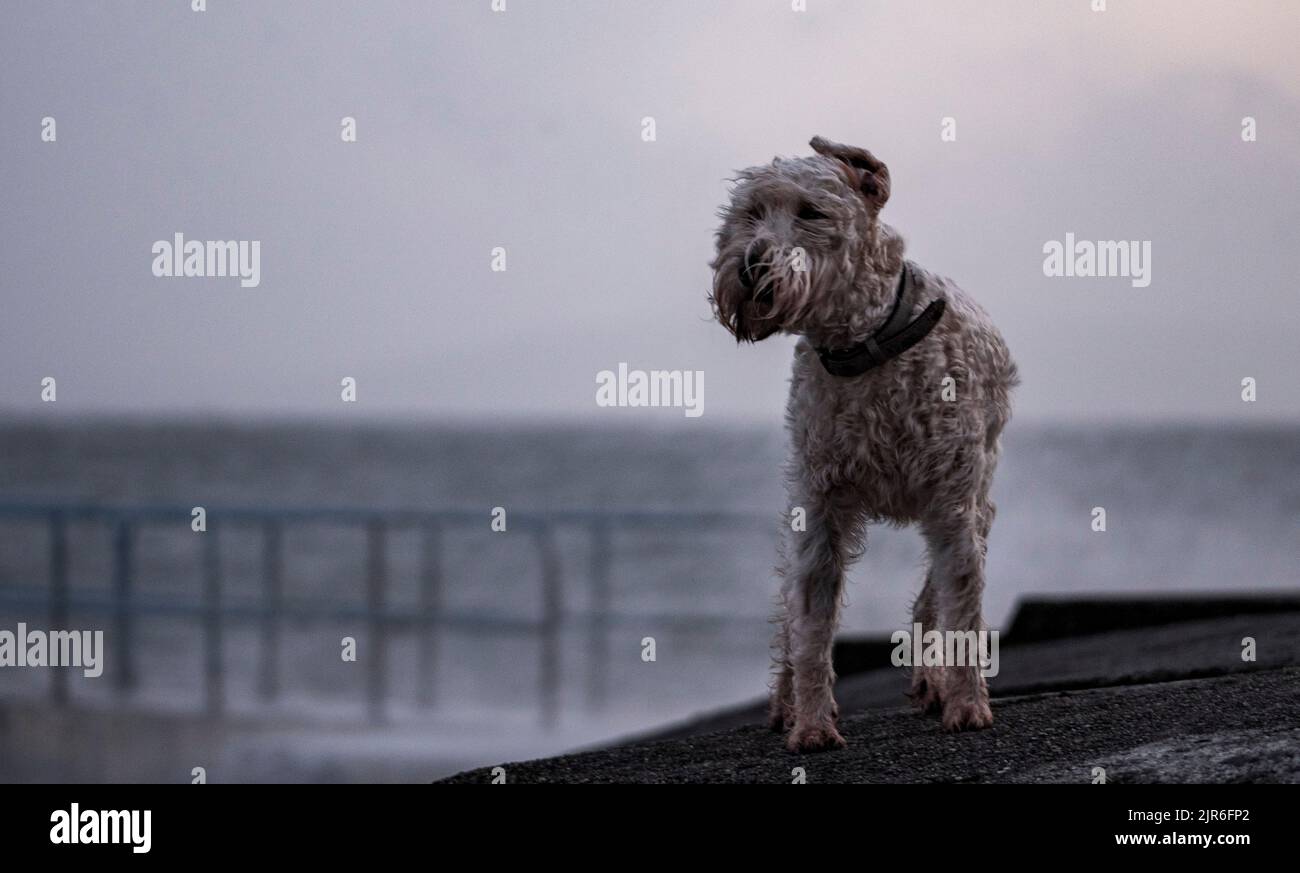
[709,136,896,343]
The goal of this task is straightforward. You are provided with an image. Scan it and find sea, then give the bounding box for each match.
[0,418,1296,776]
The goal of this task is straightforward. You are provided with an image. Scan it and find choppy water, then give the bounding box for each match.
[0,418,1296,734]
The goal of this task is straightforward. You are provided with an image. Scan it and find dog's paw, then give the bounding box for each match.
[785,722,847,753]
[941,697,993,732]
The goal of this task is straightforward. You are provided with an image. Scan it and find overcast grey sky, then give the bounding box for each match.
[2,0,1297,423]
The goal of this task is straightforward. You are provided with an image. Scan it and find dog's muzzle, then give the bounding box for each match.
[739,244,773,304]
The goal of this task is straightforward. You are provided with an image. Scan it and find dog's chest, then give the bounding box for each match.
[787,347,942,516]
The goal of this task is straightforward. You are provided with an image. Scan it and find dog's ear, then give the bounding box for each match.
[810,136,891,210]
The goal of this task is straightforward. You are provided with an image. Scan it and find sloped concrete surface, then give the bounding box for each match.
[441,610,1300,783]
[442,667,1300,783]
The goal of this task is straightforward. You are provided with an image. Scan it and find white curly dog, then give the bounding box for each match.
[710,136,1018,752]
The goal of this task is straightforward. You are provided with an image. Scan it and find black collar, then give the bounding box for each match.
[814,261,946,378]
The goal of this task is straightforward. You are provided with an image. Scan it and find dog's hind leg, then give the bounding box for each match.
[784,489,857,752]
[767,597,795,732]
[907,570,944,715]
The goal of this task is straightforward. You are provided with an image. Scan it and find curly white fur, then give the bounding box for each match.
[710,137,1019,752]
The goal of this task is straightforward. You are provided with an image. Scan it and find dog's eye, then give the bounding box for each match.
[797,203,828,221]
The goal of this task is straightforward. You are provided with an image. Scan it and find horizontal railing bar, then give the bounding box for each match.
[0,501,772,529]
[0,587,767,630]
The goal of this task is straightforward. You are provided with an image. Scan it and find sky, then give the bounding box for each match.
[2,0,1297,423]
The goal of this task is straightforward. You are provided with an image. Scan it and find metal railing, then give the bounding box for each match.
[0,501,773,726]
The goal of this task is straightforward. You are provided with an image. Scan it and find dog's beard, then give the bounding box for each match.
[732,300,780,343]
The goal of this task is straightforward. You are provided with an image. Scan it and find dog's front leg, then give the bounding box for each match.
[783,493,851,752]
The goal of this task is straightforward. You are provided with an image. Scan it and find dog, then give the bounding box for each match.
[709,136,1018,752]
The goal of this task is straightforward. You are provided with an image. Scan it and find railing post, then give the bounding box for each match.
[536,524,562,730]
[112,519,135,695]
[203,522,224,716]
[366,520,388,724]
[587,521,611,711]
[417,522,442,708]
[258,521,282,702]
[49,511,69,705]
